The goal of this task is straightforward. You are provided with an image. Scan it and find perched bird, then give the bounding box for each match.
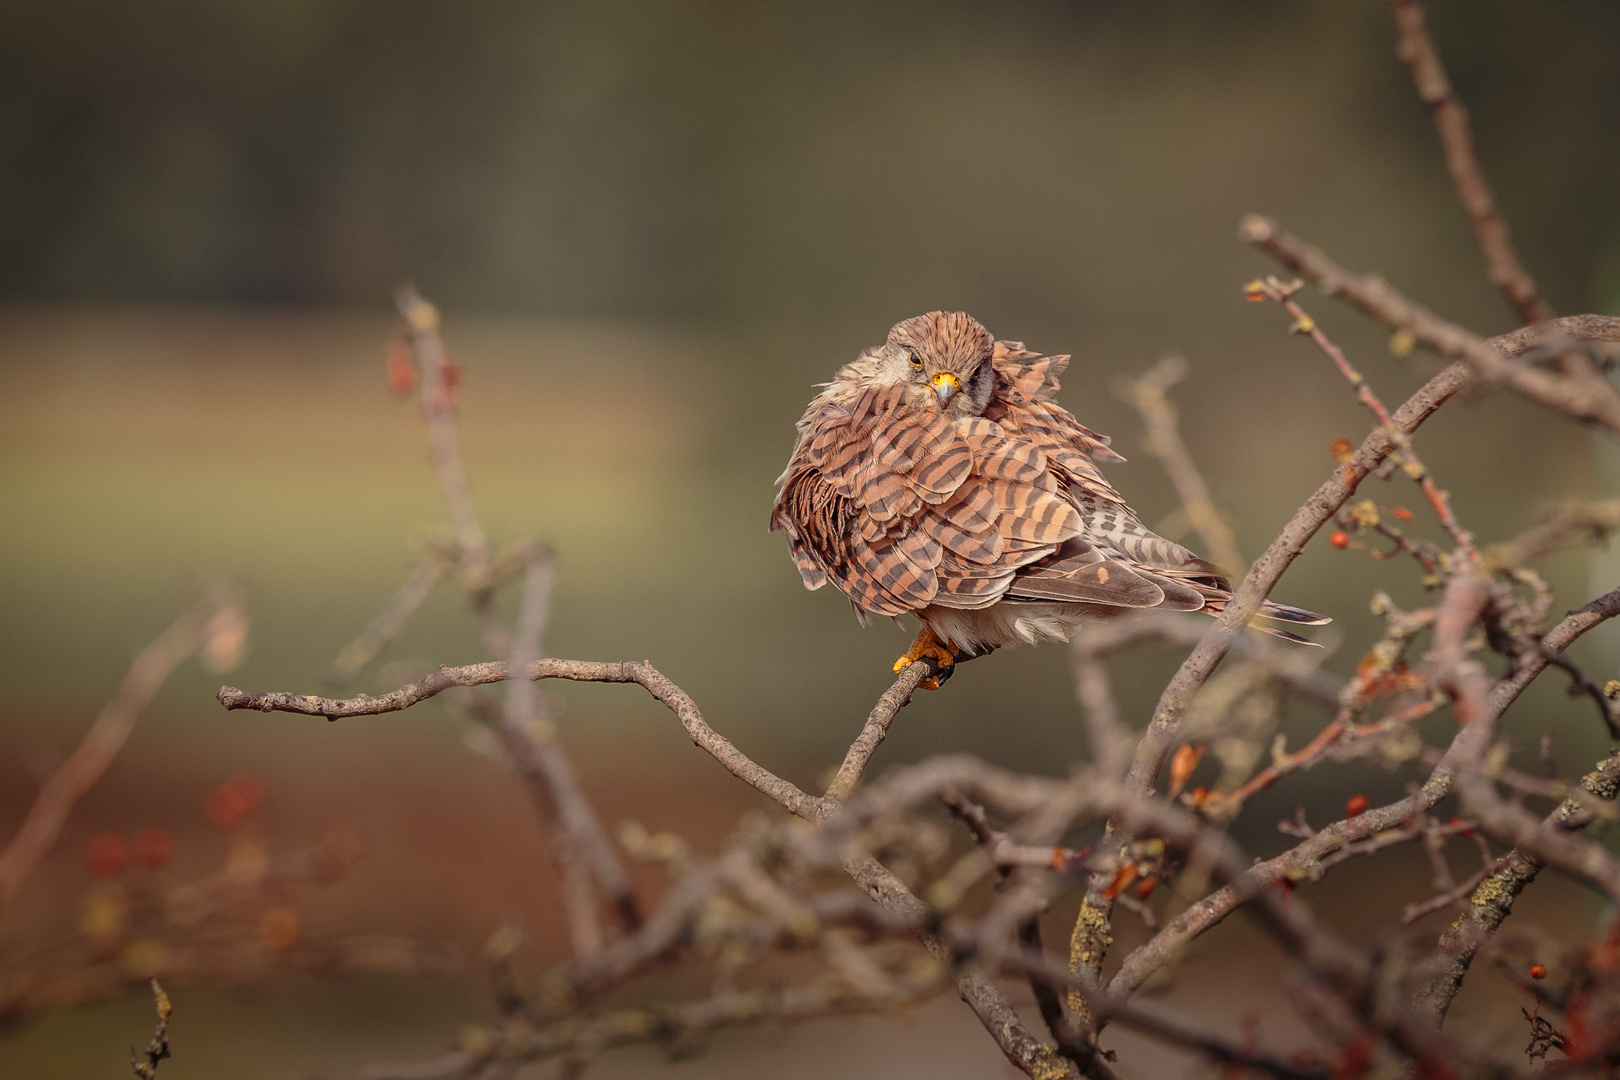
[770,311,1326,687]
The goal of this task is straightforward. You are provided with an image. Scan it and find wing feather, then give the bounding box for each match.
[771,334,1325,637]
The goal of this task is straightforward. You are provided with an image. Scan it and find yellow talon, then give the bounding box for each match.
[893,627,957,690]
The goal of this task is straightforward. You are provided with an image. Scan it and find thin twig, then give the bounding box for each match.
[222,658,825,819]
[1248,276,1477,559]
[1484,499,1620,570]
[1117,355,1246,575]
[129,979,171,1079]
[824,659,938,801]
[396,287,487,566]
[1241,216,1620,436]
[325,544,451,684]
[1386,0,1553,326]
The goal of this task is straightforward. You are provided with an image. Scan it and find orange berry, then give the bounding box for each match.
[1135,876,1158,900]
[1329,437,1354,462]
[1330,530,1350,549]
[1168,742,1206,799]
[131,827,174,871]
[1448,816,1475,838]
[1530,964,1547,980]
[1345,794,1370,817]
[1391,506,1415,521]
[85,833,127,877]
[386,339,415,395]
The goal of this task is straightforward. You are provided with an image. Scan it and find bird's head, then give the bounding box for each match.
[882,311,996,416]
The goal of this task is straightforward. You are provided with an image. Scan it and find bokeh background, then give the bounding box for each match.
[2,1,1618,1076]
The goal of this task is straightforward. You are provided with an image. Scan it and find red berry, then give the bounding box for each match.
[1345,794,1370,817]
[1391,506,1415,521]
[85,833,127,877]
[1530,964,1547,980]
[1330,530,1350,549]
[205,773,265,830]
[131,827,174,870]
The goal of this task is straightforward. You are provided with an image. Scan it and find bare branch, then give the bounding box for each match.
[325,544,451,684]
[1241,216,1620,436]
[1413,585,1620,1025]
[1247,276,1477,558]
[1486,314,1620,359]
[824,659,938,801]
[1386,0,1553,326]
[396,287,487,565]
[1107,587,1620,1005]
[222,658,825,819]
[1074,306,1502,999]
[1484,499,1620,570]
[1117,355,1246,576]
[129,979,171,1079]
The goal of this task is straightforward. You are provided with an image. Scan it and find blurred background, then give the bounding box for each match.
[1,1,1617,1076]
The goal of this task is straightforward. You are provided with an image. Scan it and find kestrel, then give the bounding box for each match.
[770,311,1326,687]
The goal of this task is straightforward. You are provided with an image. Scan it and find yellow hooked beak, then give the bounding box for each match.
[932,371,961,405]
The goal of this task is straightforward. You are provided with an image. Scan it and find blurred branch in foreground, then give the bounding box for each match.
[0,588,245,908]
[0,589,463,1030]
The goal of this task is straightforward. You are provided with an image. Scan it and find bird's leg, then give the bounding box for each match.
[893,626,957,691]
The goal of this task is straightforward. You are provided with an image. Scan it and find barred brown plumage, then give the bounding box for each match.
[770,311,1328,686]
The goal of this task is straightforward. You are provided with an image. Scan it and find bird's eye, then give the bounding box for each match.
[907,349,923,368]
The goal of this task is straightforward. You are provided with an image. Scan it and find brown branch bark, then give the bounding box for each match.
[1413,748,1620,1025]
[1386,0,1553,326]
[324,544,451,684]
[221,658,826,819]
[1073,309,1490,1004]
[1117,355,1246,576]
[224,657,1088,1078]
[1105,587,1620,1005]
[1241,217,1620,436]
[1486,314,1620,359]
[1484,499,1620,570]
